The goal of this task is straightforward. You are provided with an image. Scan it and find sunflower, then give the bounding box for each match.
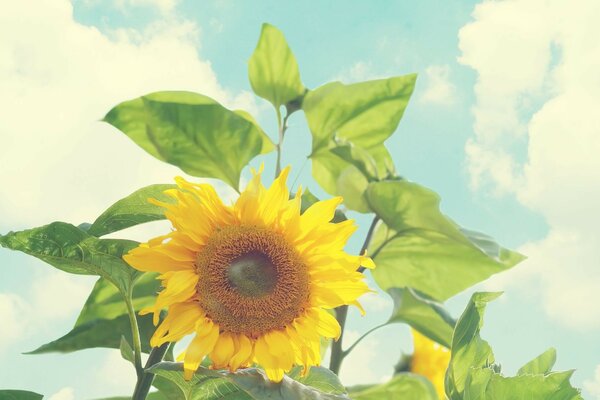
[410,329,451,399]
[124,166,374,381]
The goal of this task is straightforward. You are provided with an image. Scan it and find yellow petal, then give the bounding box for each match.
[306,308,341,340]
[229,334,253,371]
[210,332,235,369]
[183,322,219,380]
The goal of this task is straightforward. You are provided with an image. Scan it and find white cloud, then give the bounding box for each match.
[338,330,380,385]
[419,65,456,105]
[0,0,254,229]
[334,61,383,83]
[585,365,600,400]
[0,294,30,351]
[95,350,138,394]
[113,0,178,14]
[48,387,75,400]
[460,0,600,330]
[30,270,95,321]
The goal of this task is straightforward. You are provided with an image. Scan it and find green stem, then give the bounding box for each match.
[275,109,291,179]
[125,295,143,379]
[329,215,380,374]
[132,342,170,400]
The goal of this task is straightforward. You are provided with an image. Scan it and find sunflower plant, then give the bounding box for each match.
[0,24,583,400]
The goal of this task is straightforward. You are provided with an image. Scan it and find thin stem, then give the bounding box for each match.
[125,294,143,380]
[329,215,380,374]
[358,216,380,273]
[275,109,291,179]
[132,342,170,400]
[342,323,386,357]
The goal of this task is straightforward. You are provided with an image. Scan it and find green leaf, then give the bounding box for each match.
[76,273,159,326]
[386,287,455,348]
[0,390,43,400]
[27,312,155,354]
[120,335,135,364]
[517,348,557,376]
[0,222,139,294]
[330,142,379,181]
[446,292,582,399]
[465,370,583,400]
[88,184,176,237]
[304,75,417,155]
[287,367,347,395]
[303,75,415,210]
[347,373,437,400]
[366,181,524,300]
[149,362,349,400]
[248,23,305,109]
[103,91,275,189]
[446,292,500,398]
[28,273,159,354]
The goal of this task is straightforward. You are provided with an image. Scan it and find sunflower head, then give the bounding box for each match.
[124,166,375,381]
[410,329,451,399]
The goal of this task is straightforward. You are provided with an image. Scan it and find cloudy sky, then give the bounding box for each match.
[1,0,599,398]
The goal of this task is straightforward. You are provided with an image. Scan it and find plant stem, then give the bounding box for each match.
[275,109,291,179]
[342,323,386,357]
[329,215,380,374]
[132,342,170,400]
[125,294,143,379]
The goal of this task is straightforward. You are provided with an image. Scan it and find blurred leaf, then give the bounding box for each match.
[287,367,347,395]
[386,287,455,348]
[28,273,159,355]
[76,273,159,326]
[303,75,415,210]
[88,184,176,237]
[366,181,524,300]
[149,362,349,400]
[120,335,135,364]
[517,348,557,376]
[347,373,437,400]
[248,23,305,109]
[103,91,274,189]
[0,390,43,400]
[0,222,139,294]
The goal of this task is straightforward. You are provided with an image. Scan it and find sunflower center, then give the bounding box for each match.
[195,225,310,337]
[227,252,277,297]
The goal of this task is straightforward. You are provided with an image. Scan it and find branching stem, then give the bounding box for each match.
[125,293,143,379]
[275,109,291,179]
[329,215,380,374]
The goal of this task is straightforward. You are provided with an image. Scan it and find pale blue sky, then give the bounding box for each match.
[1,0,599,398]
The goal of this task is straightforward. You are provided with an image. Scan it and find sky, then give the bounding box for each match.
[0,0,599,398]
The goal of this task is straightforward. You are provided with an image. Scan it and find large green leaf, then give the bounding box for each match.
[88,184,176,237]
[347,373,437,400]
[517,348,557,376]
[149,362,349,400]
[302,75,415,210]
[366,181,524,300]
[0,222,139,294]
[27,312,155,354]
[0,391,43,400]
[446,292,582,400]
[28,273,159,354]
[104,91,275,189]
[386,287,455,348]
[303,75,416,155]
[248,23,305,109]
